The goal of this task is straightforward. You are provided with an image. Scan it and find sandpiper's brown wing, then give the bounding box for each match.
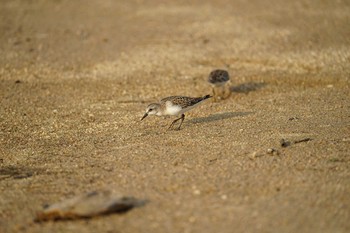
[161,95,211,109]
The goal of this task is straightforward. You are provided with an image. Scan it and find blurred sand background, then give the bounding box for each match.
[0,0,349,232]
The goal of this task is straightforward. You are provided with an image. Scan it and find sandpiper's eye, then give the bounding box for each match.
[149,108,153,111]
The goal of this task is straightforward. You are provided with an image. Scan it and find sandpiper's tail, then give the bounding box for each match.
[186,95,212,107]
[202,94,212,100]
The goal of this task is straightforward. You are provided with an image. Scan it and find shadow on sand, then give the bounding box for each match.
[188,111,253,124]
[230,82,266,94]
[0,166,36,180]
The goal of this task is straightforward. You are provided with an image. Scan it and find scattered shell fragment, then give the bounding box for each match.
[35,190,146,222]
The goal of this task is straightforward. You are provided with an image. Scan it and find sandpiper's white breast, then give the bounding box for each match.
[164,101,182,116]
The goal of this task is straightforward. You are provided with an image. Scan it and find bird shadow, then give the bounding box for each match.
[0,166,38,180]
[188,111,253,124]
[230,82,266,94]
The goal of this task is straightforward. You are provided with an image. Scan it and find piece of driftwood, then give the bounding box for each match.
[35,190,146,222]
[280,138,313,148]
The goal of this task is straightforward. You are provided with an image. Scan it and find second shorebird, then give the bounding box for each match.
[208,69,230,101]
[141,95,212,130]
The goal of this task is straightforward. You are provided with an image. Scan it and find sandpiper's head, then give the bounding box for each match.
[208,69,230,86]
[141,103,161,121]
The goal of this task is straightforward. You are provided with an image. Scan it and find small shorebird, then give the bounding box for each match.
[208,69,230,101]
[141,95,212,130]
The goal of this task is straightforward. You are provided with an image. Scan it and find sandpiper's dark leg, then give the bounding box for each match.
[176,114,185,130]
[168,115,182,130]
[168,114,185,130]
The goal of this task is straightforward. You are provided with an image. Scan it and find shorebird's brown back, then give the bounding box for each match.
[161,95,211,109]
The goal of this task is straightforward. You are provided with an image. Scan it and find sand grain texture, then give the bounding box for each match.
[0,0,349,233]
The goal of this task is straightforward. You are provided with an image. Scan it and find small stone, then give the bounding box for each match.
[193,189,201,195]
[104,167,113,172]
[249,151,264,159]
[189,216,196,223]
[280,139,291,148]
[267,148,279,156]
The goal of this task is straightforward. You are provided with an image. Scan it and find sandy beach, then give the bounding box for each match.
[1,0,349,232]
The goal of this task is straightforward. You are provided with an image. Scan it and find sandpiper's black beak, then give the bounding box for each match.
[141,113,148,121]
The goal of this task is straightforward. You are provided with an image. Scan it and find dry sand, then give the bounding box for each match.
[0,0,349,232]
